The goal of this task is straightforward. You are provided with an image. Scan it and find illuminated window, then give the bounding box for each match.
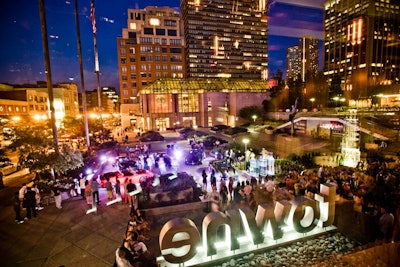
[178,93,199,112]
[153,94,171,113]
[149,18,160,26]
[129,22,136,30]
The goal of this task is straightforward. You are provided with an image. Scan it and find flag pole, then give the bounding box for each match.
[39,0,58,179]
[74,0,91,154]
[91,0,103,128]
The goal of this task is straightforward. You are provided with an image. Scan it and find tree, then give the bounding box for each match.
[287,74,304,109]
[328,74,344,107]
[263,69,286,112]
[238,106,264,122]
[6,125,83,176]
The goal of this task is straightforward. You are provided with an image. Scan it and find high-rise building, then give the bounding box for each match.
[300,36,319,82]
[286,45,301,81]
[117,6,185,130]
[323,0,400,106]
[117,6,185,104]
[181,0,268,79]
[286,36,319,82]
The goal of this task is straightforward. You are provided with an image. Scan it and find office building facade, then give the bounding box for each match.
[286,45,301,81]
[323,0,400,107]
[286,36,319,82]
[181,0,268,79]
[117,6,185,131]
[300,36,319,82]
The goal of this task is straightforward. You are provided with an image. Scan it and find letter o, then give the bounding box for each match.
[292,196,320,233]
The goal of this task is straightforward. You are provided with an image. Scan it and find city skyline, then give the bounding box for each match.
[0,0,324,92]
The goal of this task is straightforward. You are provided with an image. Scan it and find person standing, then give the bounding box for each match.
[24,187,37,219]
[126,179,137,208]
[18,183,27,209]
[85,180,92,205]
[379,206,394,243]
[91,177,101,205]
[52,183,62,209]
[79,174,86,200]
[123,178,129,204]
[202,169,208,191]
[209,185,221,212]
[228,176,234,201]
[13,191,24,224]
[106,178,114,201]
[219,179,228,210]
[32,183,43,210]
[115,179,122,200]
[210,170,216,188]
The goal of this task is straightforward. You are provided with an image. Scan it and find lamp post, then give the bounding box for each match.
[242,138,249,170]
[252,115,257,131]
[310,98,315,111]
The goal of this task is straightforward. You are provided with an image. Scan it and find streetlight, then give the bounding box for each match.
[252,115,257,131]
[242,138,249,170]
[310,98,315,111]
[252,115,257,123]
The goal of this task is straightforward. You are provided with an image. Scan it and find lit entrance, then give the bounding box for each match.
[155,118,170,132]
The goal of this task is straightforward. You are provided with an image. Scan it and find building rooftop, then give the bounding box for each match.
[140,78,271,94]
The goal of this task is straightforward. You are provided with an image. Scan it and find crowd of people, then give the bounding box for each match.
[115,208,156,267]
[202,157,400,244]
[14,182,44,224]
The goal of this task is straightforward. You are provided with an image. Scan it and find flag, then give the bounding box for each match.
[90,0,96,34]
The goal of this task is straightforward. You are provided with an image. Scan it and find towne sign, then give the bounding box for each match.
[157,184,337,266]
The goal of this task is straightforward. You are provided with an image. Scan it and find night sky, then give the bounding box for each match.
[0,0,324,92]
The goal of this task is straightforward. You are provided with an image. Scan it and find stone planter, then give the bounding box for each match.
[149,187,193,204]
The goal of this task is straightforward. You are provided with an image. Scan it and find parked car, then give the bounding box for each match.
[0,161,19,176]
[185,149,203,165]
[200,136,228,149]
[210,124,230,132]
[178,127,207,139]
[139,131,165,142]
[224,126,248,135]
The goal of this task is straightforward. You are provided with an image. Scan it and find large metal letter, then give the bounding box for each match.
[202,211,230,256]
[159,217,201,263]
[291,196,320,233]
[225,209,241,250]
[255,201,290,240]
[314,183,336,227]
[239,207,264,245]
